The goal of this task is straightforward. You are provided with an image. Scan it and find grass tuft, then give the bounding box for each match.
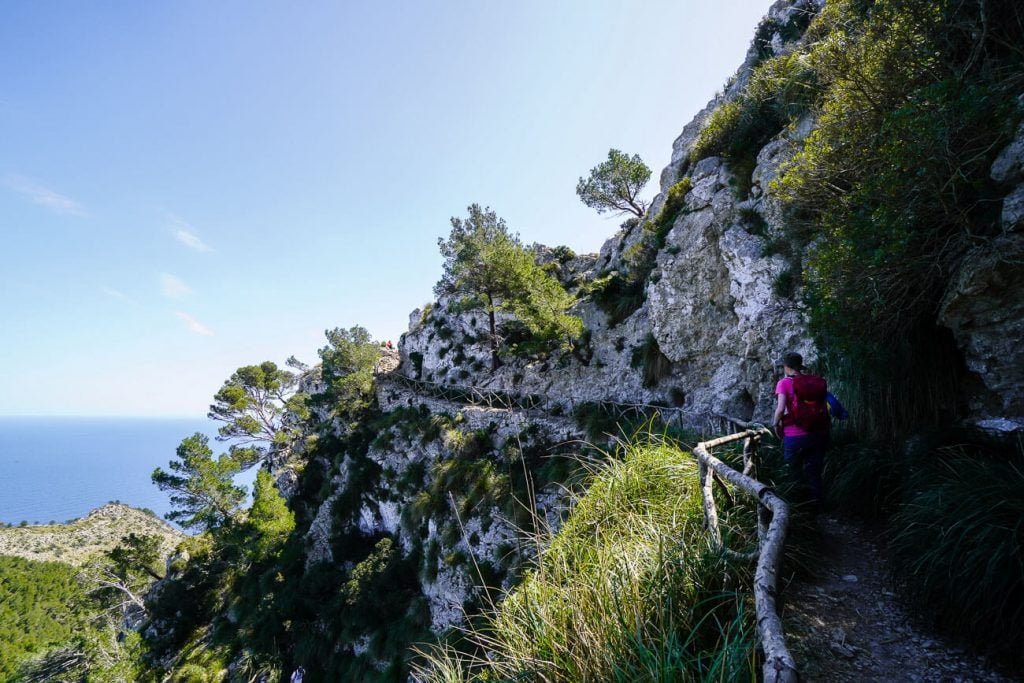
[887,436,1024,665]
[413,438,759,682]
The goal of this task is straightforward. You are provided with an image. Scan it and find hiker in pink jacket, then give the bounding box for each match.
[773,351,831,506]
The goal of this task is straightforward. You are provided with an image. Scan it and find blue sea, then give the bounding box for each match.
[0,417,258,527]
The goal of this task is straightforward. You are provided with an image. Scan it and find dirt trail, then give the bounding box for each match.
[781,514,1016,683]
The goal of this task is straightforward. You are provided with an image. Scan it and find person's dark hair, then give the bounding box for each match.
[783,351,804,371]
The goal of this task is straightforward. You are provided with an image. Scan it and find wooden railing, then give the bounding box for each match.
[378,372,715,427]
[377,373,545,412]
[694,424,797,683]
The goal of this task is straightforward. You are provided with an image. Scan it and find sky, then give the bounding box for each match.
[1,1,772,417]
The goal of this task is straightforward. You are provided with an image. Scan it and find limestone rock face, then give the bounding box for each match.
[396,145,817,427]
[647,157,813,423]
[1001,185,1024,232]
[299,0,1024,655]
[303,396,577,634]
[939,233,1024,431]
[993,119,1024,233]
[991,123,1024,186]
[934,119,1024,431]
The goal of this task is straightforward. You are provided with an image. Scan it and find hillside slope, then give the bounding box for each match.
[0,503,183,566]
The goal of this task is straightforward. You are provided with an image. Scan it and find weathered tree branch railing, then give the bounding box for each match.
[378,373,546,412]
[379,372,720,428]
[695,426,797,683]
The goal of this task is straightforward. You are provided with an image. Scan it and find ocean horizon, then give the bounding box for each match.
[0,416,258,527]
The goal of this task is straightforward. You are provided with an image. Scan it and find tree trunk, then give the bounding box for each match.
[485,295,500,371]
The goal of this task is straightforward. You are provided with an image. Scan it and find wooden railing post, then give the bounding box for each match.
[698,460,721,548]
[695,427,797,683]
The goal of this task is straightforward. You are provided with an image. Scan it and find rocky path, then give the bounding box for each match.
[780,515,1014,682]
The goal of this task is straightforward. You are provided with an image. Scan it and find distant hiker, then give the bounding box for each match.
[386,340,393,350]
[290,666,305,683]
[773,351,834,506]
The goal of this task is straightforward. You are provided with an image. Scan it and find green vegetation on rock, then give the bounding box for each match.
[685,0,1024,440]
[436,204,584,368]
[416,439,757,681]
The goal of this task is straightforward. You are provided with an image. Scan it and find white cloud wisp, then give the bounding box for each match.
[160,273,193,298]
[100,286,133,303]
[174,311,214,336]
[3,175,87,216]
[175,229,213,252]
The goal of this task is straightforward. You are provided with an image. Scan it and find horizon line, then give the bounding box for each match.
[0,414,208,420]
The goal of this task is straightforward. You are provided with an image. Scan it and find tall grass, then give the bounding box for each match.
[413,439,759,682]
[819,328,963,443]
[887,436,1024,666]
[823,426,1024,666]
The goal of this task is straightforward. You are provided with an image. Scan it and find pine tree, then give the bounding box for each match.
[246,470,295,560]
[436,205,583,369]
[151,433,249,531]
[576,149,651,217]
[208,361,310,450]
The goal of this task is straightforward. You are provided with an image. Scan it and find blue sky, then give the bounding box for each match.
[1,1,771,416]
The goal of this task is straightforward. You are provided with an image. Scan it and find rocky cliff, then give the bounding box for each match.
[305,0,1024,654]
[144,0,1024,677]
[296,0,818,660]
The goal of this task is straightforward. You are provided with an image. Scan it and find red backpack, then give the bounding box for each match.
[790,374,831,432]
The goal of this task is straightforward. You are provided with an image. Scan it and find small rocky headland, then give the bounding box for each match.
[0,503,183,566]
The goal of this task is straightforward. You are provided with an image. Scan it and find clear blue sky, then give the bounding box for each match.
[1,1,771,416]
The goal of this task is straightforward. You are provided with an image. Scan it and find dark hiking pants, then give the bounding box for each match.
[783,432,829,504]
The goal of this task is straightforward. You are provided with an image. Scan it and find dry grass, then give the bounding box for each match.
[0,503,183,566]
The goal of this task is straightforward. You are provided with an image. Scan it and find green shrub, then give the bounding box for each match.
[887,436,1024,666]
[551,245,576,262]
[738,206,768,237]
[771,267,798,299]
[823,438,911,522]
[572,402,622,443]
[646,176,692,249]
[630,334,673,388]
[690,48,820,198]
[586,272,646,327]
[418,302,434,326]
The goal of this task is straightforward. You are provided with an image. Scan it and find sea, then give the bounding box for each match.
[0,417,258,527]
